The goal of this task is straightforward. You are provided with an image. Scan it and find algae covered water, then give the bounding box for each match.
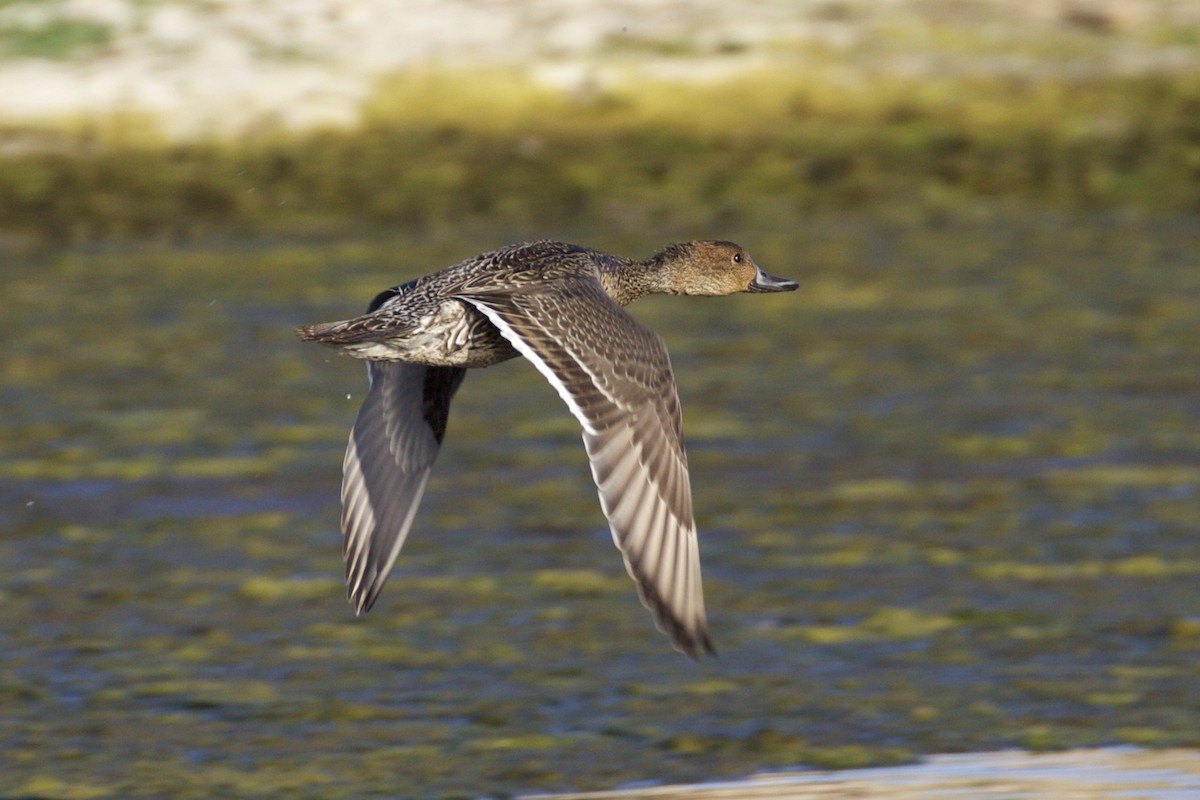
[2,213,1199,798]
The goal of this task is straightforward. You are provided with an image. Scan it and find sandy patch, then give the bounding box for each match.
[521,748,1200,799]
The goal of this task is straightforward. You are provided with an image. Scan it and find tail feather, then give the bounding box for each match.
[295,322,341,342]
[295,317,409,345]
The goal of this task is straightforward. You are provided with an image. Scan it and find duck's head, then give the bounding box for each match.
[652,241,799,297]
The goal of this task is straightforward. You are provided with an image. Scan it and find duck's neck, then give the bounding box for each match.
[596,245,686,306]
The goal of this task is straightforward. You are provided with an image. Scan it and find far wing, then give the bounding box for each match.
[342,361,466,614]
[462,281,714,657]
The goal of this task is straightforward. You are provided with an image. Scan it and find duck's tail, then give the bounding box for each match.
[295,317,397,345]
[295,319,350,343]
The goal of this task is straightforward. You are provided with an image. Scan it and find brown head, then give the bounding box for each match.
[645,241,798,297]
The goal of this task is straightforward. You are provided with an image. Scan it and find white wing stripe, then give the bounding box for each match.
[463,299,603,435]
[461,292,712,656]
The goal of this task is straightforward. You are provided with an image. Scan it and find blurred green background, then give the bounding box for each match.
[2,2,1200,798]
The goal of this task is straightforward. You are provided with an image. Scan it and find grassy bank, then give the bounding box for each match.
[2,68,1199,244]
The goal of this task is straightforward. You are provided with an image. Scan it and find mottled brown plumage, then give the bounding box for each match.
[297,239,797,657]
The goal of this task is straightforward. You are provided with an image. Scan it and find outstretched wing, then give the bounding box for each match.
[462,280,714,657]
[342,361,466,614]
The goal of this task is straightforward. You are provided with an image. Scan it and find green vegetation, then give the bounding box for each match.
[0,18,112,59]
[1,67,1199,244]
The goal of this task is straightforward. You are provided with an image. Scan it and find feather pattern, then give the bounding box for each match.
[297,239,798,657]
[342,361,465,613]
[462,279,713,657]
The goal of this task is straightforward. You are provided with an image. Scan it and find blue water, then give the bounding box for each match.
[2,214,1199,798]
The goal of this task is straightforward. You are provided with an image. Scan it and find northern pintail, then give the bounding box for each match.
[297,240,797,657]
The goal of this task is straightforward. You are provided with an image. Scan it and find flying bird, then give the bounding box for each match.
[297,240,797,657]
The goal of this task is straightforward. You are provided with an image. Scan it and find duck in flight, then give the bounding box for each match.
[296,240,797,657]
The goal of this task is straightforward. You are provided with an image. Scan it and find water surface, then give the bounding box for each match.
[2,213,1199,798]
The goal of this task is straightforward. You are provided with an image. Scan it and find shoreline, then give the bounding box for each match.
[521,748,1200,800]
[1,1,1198,140]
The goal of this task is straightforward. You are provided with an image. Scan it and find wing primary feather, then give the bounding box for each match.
[339,361,465,616]
[462,289,714,657]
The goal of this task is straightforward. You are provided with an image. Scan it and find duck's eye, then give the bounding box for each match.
[732,253,743,264]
